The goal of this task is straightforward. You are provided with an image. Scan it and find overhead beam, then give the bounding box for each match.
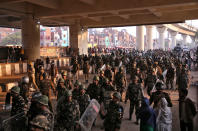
[165,24,195,36]
[25,0,59,9]
[36,0,198,18]
[79,0,95,5]
[0,0,24,4]
[0,18,21,28]
[80,9,198,30]
[148,9,162,17]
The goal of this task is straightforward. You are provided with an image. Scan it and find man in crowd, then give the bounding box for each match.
[125,76,143,124]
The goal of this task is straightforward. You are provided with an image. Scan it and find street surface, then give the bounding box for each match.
[0,69,197,131]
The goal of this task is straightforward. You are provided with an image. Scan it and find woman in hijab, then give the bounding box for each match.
[138,97,156,131]
[156,97,172,131]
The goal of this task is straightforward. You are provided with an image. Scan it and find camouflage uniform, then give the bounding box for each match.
[10,86,27,131]
[32,95,54,131]
[57,78,68,100]
[72,80,81,100]
[104,66,113,81]
[29,114,50,131]
[56,91,80,131]
[28,92,42,124]
[11,90,26,116]
[87,76,101,102]
[77,85,90,116]
[101,78,116,110]
[144,72,157,96]
[99,71,106,87]
[104,92,124,131]
[72,60,79,76]
[114,68,126,98]
[125,82,143,121]
[20,76,30,104]
[40,78,55,112]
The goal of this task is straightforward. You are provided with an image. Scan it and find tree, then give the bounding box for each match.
[0,32,22,46]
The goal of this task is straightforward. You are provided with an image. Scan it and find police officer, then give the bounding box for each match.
[144,69,157,96]
[103,92,124,131]
[166,63,175,90]
[83,61,90,83]
[10,86,27,131]
[130,62,137,80]
[39,75,56,112]
[72,80,81,100]
[29,95,53,131]
[34,95,53,125]
[99,70,106,87]
[125,76,143,124]
[87,76,101,103]
[72,59,79,80]
[56,78,68,100]
[28,92,42,124]
[178,65,189,100]
[56,90,80,131]
[20,76,30,104]
[10,86,27,116]
[114,67,126,100]
[77,85,90,116]
[104,65,113,81]
[61,71,73,90]
[29,115,50,131]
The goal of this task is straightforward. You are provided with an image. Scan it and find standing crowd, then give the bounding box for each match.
[2,47,198,131]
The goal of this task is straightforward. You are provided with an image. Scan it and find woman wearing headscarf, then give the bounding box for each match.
[138,97,156,131]
[156,98,172,131]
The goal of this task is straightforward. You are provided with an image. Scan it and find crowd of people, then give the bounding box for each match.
[2,47,198,131]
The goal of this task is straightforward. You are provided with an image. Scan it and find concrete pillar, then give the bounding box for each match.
[146,25,153,50]
[22,15,40,61]
[157,26,167,50]
[78,28,88,55]
[190,36,195,48]
[170,31,178,49]
[136,26,144,51]
[70,24,88,55]
[182,34,187,47]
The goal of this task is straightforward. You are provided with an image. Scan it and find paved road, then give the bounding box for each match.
[0,70,197,131]
[84,71,198,131]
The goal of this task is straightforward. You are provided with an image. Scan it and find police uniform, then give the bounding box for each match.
[30,115,50,131]
[104,92,124,131]
[125,82,143,121]
[114,68,126,98]
[77,85,90,116]
[57,78,68,100]
[145,72,157,96]
[56,91,80,131]
[104,66,113,81]
[10,86,27,131]
[72,80,81,100]
[29,95,53,131]
[11,86,27,116]
[101,78,116,111]
[87,76,101,102]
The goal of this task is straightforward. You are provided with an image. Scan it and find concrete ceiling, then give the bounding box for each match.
[0,0,198,28]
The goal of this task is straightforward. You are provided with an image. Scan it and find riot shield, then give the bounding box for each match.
[79,99,100,131]
[2,112,27,131]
